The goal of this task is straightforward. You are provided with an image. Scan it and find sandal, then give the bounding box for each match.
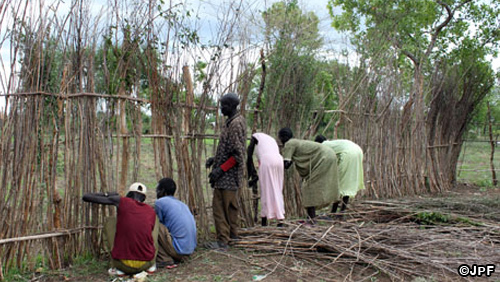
[165,264,178,269]
[146,264,157,274]
[108,268,126,277]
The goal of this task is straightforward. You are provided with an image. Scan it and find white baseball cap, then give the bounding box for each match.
[128,182,147,195]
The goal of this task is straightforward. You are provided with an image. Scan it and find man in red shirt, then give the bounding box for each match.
[83,182,158,277]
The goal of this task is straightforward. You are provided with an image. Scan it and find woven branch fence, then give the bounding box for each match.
[0,87,479,276]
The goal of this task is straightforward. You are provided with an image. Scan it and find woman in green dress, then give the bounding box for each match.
[278,128,340,220]
[315,135,365,214]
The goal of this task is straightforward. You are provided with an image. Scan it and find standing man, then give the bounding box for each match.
[155,177,197,269]
[247,132,285,226]
[278,128,339,221]
[206,93,247,249]
[82,183,158,277]
[315,135,365,214]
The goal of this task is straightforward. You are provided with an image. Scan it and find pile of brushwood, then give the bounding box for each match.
[234,197,500,281]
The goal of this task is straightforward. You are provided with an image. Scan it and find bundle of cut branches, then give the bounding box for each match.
[233,203,500,281]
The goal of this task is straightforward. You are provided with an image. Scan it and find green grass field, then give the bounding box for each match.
[99,138,499,192]
[457,141,499,188]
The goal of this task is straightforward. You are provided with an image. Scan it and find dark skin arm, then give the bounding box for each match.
[278,132,293,169]
[247,137,259,186]
[82,192,121,207]
[246,137,258,177]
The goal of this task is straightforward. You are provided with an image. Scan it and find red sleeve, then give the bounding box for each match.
[220,156,237,172]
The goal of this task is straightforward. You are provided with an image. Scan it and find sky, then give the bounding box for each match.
[184,0,347,50]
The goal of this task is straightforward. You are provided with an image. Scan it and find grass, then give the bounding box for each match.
[457,141,499,187]
[65,253,109,277]
[414,211,450,225]
[413,211,483,227]
[2,268,26,282]
[66,138,497,194]
[2,252,108,282]
[53,135,217,203]
[50,134,497,198]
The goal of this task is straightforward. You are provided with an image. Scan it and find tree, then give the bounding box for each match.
[260,0,323,135]
[328,0,500,191]
[263,0,322,54]
[469,87,500,139]
[329,0,499,123]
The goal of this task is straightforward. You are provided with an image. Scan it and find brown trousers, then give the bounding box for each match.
[212,189,239,244]
[104,216,159,274]
[157,224,189,263]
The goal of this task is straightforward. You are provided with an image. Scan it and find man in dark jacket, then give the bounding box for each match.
[206,93,247,249]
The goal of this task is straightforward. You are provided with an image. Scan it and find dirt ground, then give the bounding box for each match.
[28,184,500,282]
[40,245,392,282]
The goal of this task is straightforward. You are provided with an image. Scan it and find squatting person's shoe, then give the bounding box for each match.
[108,268,126,277]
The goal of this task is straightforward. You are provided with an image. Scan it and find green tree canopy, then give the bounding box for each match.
[328,0,500,72]
[263,0,322,53]
[328,0,500,190]
[258,0,324,134]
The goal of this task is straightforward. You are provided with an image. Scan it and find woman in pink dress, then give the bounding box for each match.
[247,132,285,226]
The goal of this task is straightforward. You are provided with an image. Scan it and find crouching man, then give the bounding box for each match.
[83,183,158,277]
[155,177,197,269]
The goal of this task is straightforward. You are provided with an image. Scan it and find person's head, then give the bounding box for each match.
[278,127,293,145]
[220,93,240,117]
[314,135,327,143]
[156,177,177,199]
[126,182,147,202]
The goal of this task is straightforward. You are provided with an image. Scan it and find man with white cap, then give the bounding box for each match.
[83,182,159,277]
